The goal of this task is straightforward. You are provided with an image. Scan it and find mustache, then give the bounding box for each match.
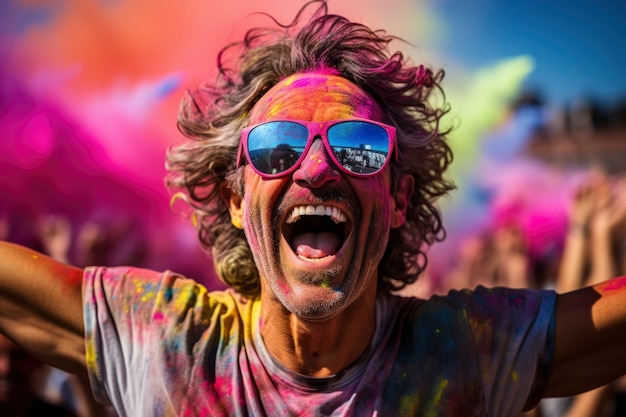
[276,186,362,219]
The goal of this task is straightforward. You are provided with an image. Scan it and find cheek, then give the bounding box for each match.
[241,174,282,245]
[239,177,262,250]
[363,175,393,214]
[355,179,393,240]
[362,180,392,231]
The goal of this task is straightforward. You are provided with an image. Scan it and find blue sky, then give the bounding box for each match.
[432,0,626,106]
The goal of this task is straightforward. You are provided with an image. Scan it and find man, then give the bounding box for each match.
[1,2,625,416]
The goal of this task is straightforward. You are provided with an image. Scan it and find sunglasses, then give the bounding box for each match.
[237,118,397,179]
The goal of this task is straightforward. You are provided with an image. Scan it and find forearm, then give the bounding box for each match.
[562,385,612,417]
[556,227,587,293]
[588,228,616,285]
[0,241,86,374]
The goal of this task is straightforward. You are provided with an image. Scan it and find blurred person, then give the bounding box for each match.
[0,213,115,417]
[536,170,626,417]
[36,216,118,417]
[436,234,489,292]
[0,2,626,416]
[593,174,626,417]
[442,222,530,293]
[0,333,76,417]
[485,222,531,288]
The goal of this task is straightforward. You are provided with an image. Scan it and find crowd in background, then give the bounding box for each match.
[409,168,626,417]
[0,215,119,416]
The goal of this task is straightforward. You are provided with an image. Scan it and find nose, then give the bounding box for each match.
[292,138,340,188]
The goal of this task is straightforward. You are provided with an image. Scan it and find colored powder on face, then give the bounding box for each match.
[254,73,379,123]
[282,75,296,87]
[320,275,331,288]
[276,279,291,295]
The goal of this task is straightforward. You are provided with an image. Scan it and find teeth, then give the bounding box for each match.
[286,205,348,224]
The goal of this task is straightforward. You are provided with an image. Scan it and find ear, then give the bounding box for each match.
[219,182,244,230]
[390,174,414,229]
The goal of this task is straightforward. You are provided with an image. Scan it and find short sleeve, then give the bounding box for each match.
[83,267,163,408]
[455,286,557,416]
[82,266,226,416]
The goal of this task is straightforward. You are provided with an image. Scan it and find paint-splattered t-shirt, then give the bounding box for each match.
[83,267,556,417]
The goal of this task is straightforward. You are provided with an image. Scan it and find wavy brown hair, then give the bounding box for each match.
[166,0,455,296]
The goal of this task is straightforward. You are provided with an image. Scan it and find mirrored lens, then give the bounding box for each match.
[247,122,308,175]
[327,121,390,174]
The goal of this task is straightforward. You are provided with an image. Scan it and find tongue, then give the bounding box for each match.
[292,232,341,259]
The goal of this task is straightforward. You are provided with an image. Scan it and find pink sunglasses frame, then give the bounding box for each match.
[236,118,397,179]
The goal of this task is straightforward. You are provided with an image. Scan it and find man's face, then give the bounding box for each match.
[231,71,409,320]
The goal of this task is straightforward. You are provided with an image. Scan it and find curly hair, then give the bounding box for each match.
[166,0,455,296]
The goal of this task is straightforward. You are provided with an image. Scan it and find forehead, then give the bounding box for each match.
[248,72,383,124]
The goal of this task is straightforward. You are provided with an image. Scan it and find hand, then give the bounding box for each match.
[568,180,596,233]
[37,215,72,263]
[590,176,626,238]
[75,221,105,266]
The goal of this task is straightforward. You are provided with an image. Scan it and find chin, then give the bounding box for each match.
[275,275,367,321]
[275,285,343,320]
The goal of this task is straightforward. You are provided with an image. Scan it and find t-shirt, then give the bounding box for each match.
[83,267,556,417]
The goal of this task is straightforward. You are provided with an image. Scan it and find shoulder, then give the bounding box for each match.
[426,286,556,315]
[394,286,556,339]
[83,266,252,322]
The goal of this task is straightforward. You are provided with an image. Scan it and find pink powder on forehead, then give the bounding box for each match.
[289,77,330,88]
[253,71,381,122]
[287,74,370,100]
[279,67,341,83]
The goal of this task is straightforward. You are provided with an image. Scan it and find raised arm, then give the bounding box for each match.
[587,176,626,285]
[0,240,86,375]
[546,276,626,397]
[557,180,595,293]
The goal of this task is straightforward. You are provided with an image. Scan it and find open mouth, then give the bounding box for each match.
[283,205,351,260]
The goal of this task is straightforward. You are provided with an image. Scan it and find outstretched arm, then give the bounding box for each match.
[0,241,86,375]
[546,276,626,397]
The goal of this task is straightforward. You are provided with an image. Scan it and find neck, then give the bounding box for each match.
[259,287,378,377]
